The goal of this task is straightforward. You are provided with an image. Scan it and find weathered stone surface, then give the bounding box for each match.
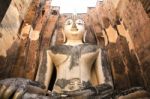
[102,0,150,88]
[0,0,32,79]
[10,23,33,78]
[25,32,40,80]
[116,22,134,50]
[0,0,11,23]
[103,0,119,27]
[10,39,30,78]
[36,10,59,83]
[0,41,20,79]
[107,43,130,90]
[54,15,65,45]
[106,35,145,90]
[87,7,100,30]
[87,8,102,44]
[96,3,110,29]
[0,0,31,56]
[116,36,144,87]
[24,0,53,80]
[105,25,118,43]
[20,24,33,40]
[0,0,31,22]
[24,0,41,24]
[117,90,150,99]
[117,0,150,87]
[140,0,150,17]
[115,0,150,51]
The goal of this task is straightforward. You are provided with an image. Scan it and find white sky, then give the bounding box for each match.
[51,0,98,13]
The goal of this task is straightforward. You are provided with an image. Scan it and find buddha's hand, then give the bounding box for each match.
[0,78,46,99]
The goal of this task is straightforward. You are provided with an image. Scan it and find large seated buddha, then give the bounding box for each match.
[0,16,113,98]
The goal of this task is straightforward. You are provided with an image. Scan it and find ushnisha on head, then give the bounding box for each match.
[62,15,87,44]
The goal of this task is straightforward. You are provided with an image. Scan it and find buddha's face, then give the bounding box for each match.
[64,18,85,35]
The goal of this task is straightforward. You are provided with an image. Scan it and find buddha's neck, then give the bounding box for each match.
[65,39,83,46]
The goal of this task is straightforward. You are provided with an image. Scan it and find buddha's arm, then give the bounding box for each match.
[95,49,105,84]
[36,50,53,91]
[45,50,54,90]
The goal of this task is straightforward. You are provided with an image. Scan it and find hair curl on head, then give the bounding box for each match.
[63,15,86,25]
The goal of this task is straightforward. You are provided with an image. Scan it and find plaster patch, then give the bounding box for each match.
[0,49,7,57]
[29,30,40,41]
[21,24,32,40]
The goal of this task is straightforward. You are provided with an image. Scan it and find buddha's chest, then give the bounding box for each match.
[50,44,99,55]
[49,44,99,69]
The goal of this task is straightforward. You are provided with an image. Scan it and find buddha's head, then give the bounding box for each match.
[62,16,86,43]
[64,18,85,34]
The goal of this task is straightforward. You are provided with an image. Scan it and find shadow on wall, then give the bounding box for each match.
[0,40,20,80]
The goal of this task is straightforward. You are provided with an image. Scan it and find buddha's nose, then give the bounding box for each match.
[71,22,78,31]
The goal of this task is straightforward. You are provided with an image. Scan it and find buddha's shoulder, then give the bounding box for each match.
[48,45,72,54]
[48,44,100,54]
[81,43,100,54]
[50,45,72,50]
[81,43,99,49]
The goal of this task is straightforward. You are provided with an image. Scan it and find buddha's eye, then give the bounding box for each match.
[77,22,83,25]
[76,20,84,25]
[65,19,73,25]
[66,21,71,25]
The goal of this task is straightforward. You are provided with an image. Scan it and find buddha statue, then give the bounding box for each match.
[0,16,113,98]
[42,17,107,92]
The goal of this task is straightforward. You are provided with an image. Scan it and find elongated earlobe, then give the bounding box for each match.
[83,31,87,43]
[62,29,66,43]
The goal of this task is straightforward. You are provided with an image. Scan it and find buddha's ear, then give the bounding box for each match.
[62,29,66,43]
[83,31,87,43]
